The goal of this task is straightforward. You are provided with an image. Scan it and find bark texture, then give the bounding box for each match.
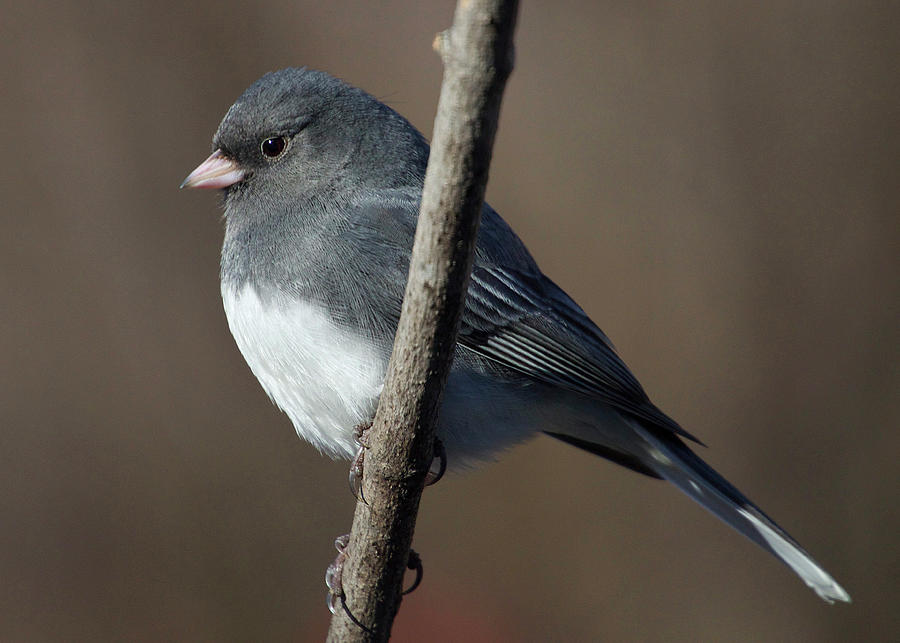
[325,1,519,640]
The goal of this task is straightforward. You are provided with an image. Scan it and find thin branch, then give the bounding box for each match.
[325,1,519,641]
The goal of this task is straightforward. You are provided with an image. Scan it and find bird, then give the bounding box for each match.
[182,67,850,603]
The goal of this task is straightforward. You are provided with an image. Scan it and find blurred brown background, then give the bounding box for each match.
[2,1,898,641]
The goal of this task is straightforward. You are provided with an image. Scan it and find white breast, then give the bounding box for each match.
[221,283,385,459]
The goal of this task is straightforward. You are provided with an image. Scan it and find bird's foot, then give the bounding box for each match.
[325,534,350,615]
[349,426,446,502]
[324,534,423,614]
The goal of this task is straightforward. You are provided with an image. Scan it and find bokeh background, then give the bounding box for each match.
[2,1,898,641]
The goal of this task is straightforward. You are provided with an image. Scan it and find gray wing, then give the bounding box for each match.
[458,262,701,444]
[349,193,700,444]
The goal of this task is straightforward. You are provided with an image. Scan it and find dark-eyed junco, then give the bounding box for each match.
[182,67,849,603]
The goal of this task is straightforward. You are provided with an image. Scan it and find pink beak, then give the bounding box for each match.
[180,149,246,189]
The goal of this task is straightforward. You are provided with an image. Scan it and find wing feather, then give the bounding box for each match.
[460,265,702,444]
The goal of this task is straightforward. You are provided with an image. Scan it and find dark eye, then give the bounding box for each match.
[260,136,287,158]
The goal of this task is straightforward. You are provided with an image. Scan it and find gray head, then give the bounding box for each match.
[184,68,429,204]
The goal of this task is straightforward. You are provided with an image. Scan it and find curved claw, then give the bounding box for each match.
[333,534,350,553]
[424,438,447,487]
[402,549,424,595]
[348,447,367,504]
[326,588,343,615]
[348,423,372,503]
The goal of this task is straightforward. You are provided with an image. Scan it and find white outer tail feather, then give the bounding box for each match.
[736,508,850,603]
[630,421,851,603]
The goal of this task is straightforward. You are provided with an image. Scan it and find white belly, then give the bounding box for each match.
[222,283,385,458]
[221,284,576,465]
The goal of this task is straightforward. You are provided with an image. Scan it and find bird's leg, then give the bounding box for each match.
[325,535,424,614]
[332,430,441,612]
[348,422,372,503]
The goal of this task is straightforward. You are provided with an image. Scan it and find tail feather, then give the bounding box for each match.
[630,422,851,603]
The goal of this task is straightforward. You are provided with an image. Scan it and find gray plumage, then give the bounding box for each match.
[183,67,850,603]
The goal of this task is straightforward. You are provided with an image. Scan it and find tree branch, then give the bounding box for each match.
[325,1,519,640]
